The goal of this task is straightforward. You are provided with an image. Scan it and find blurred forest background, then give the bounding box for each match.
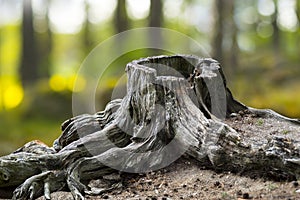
[0,0,299,155]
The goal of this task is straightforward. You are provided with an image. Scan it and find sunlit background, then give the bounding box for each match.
[0,0,299,155]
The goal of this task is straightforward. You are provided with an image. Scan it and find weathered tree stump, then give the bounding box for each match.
[0,55,299,200]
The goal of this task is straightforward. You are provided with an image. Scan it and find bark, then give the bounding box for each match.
[0,55,299,200]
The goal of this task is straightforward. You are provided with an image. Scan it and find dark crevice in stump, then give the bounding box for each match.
[0,55,299,200]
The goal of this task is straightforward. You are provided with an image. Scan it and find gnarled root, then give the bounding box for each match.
[12,170,66,200]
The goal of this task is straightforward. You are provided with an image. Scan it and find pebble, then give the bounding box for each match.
[242,192,250,199]
[292,181,299,187]
[230,113,238,117]
[214,181,221,188]
[236,190,243,196]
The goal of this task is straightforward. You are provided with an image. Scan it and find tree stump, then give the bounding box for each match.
[0,55,299,200]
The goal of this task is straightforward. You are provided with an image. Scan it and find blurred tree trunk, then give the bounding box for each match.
[20,0,39,87]
[212,0,225,64]
[83,0,93,54]
[149,0,163,27]
[212,0,239,74]
[297,0,300,22]
[297,0,300,21]
[148,0,163,55]
[228,0,239,73]
[38,0,52,79]
[113,0,129,59]
[114,0,129,33]
[272,0,280,65]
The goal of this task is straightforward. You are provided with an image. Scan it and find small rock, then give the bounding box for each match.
[242,193,250,199]
[236,190,243,196]
[146,180,152,185]
[292,181,299,187]
[230,113,238,118]
[214,181,221,188]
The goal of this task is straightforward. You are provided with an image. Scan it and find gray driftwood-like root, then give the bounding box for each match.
[0,55,299,199]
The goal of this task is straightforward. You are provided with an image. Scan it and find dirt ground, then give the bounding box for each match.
[31,156,300,200]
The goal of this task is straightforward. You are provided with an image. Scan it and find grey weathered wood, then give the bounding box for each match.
[0,55,299,200]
